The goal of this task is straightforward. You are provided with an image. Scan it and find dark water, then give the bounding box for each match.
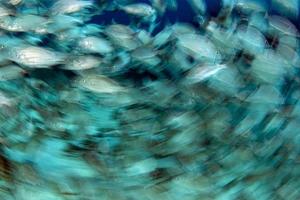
[91,0,300,29]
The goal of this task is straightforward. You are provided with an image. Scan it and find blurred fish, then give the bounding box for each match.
[246,85,283,105]
[105,24,142,50]
[236,24,266,53]
[271,0,299,19]
[0,14,49,33]
[0,0,299,199]
[48,14,83,33]
[177,33,221,63]
[76,74,126,94]
[187,0,207,16]
[268,15,299,37]
[50,0,94,15]
[62,55,102,71]
[185,64,227,84]
[131,46,161,67]
[151,0,167,14]
[7,45,65,68]
[0,5,14,17]
[0,65,25,81]
[0,91,13,107]
[251,49,288,84]
[121,3,156,19]
[77,36,114,54]
[235,0,267,14]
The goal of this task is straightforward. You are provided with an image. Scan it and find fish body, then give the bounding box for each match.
[177,34,221,63]
[78,36,114,54]
[121,3,156,18]
[63,55,102,70]
[51,0,94,15]
[7,45,65,68]
[76,74,126,94]
[0,65,25,81]
[185,64,227,84]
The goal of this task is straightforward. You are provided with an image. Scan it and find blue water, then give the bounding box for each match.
[91,0,300,28]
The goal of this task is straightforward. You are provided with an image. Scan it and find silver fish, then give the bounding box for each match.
[106,24,142,50]
[76,74,126,94]
[121,3,156,18]
[131,46,161,66]
[251,49,288,84]
[0,6,14,17]
[63,55,102,71]
[77,36,114,54]
[235,0,267,14]
[236,24,266,53]
[7,45,65,68]
[51,0,94,15]
[177,33,221,63]
[268,15,299,37]
[0,65,25,81]
[0,14,49,33]
[185,64,227,84]
[105,24,135,39]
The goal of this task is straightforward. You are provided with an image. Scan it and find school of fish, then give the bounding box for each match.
[0,0,300,199]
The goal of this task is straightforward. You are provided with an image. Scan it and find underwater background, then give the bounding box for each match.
[0,0,300,199]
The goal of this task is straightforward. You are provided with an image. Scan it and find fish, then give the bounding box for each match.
[131,46,161,66]
[75,74,126,94]
[0,6,15,17]
[152,26,173,47]
[0,65,25,81]
[77,36,114,54]
[105,24,142,50]
[235,0,267,14]
[236,25,266,53]
[121,3,156,18]
[185,64,227,84]
[187,0,207,16]
[268,15,299,37]
[245,85,283,106]
[251,49,288,84]
[105,24,135,40]
[50,0,94,15]
[0,14,49,33]
[0,0,299,198]
[62,55,102,71]
[271,0,299,19]
[151,0,167,14]
[6,45,65,68]
[177,33,221,63]
[48,14,83,33]
[0,91,14,107]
